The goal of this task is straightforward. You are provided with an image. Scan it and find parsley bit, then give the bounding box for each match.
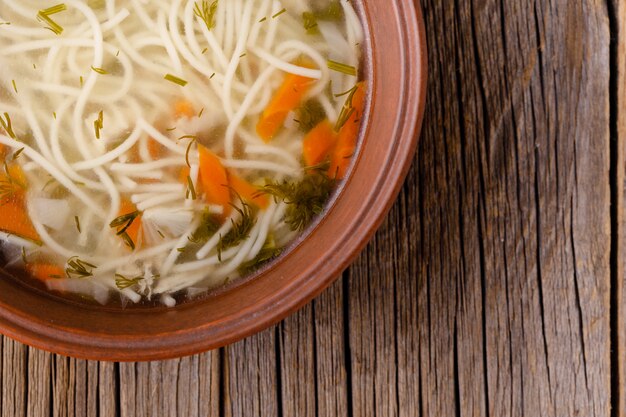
[66,256,97,279]
[272,8,287,18]
[164,73,188,86]
[327,60,357,76]
[91,66,108,74]
[194,0,219,31]
[115,274,143,290]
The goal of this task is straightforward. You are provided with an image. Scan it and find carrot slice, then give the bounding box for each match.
[117,199,142,249]
[148,138,165,159]
[303,120,337,167]
[0,164,38,242]
[0,198,40,243]
[198,145,230,215]
[26,263,65,281]
[174,100,195,119]
[229,172,269,209]
[329,83,366,179]
[257,73,315,141]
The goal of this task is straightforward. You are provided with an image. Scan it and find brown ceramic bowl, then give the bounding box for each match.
[0,0,427,361]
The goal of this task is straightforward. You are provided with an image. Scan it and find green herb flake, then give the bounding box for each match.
[93,110,104,139]
[115,274,143,290]
[186,175,197,200]
[194,0,218,31]
[11,80,17,93]
[272,8,287,18]
[164,73,188,86]
[66,256,97,279]
[302,12,319,34]
[238,235,282,275]
[217,195,257,261]
[327,60,357,76]
[74,215,81,233]
[0,112,17,139]
[11,147,24,161]
[260,169,336,231]
[91,66,108,74]
[37,4,67,35]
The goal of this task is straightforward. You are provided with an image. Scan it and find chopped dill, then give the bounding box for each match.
[79,76,84,86]
[120,232,136,250]
[184,137,197,167]
[210,73,216,79]
[37,4,67,35]
[157,230,165,239]
[166,126,177,132]
[302,12,319,34]
[297,99,326,132]
[11,80,17,93]
[201,47,208,54]
[164,74,188,86]
[12,147,24,160]
[239,53,247,58]
[0,22,11,26]
[334,84,359,131]
[188,208,221,244]
[0,163,26,204]
[194,0,218,31]
[93,110,104,139]
[217,197,257,261]
[327,60,357,76]
[74,215,81,233]
[186,175,197,200]
[53,112,57,119]
[259,17,267,23]
[272,8,287,18]
[21,247,27,264]
[238,235,282,275]
[115,274,143,290]
[0,113,17,139]
[110,210,141,236]
[198,107,205,118]
[66,256,97,279]
[91,66,108,75]
[261,169,336,231]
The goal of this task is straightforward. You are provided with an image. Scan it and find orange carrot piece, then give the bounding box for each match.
[148,137,165,159]
[302,120,337,167]
[26,263,65,281]
[118,199,142,248]
[229,172,269,209]
[198,145,231,215]
[0,199,40,243]
[0,164,38,242]
[174,100,195,119]
[329,83,366,179]
[257,73,315,141]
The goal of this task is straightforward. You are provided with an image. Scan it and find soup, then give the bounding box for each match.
[0,0,365,307]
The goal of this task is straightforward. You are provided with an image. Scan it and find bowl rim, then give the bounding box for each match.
[0,0,428,361]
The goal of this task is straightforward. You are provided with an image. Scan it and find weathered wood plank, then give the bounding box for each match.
[414,1,613,417]
[313,280,349,417]
[1,339,26,417]
[118,352,220,417]
[613,0,625,415]
[26,348,51,417]
[223,328,278,417]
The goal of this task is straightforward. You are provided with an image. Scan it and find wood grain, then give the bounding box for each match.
[0,0,621,415]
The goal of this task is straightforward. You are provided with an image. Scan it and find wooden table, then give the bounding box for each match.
[1,0,624,415]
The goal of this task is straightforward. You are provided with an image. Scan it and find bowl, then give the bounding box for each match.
[0,0,427,361]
